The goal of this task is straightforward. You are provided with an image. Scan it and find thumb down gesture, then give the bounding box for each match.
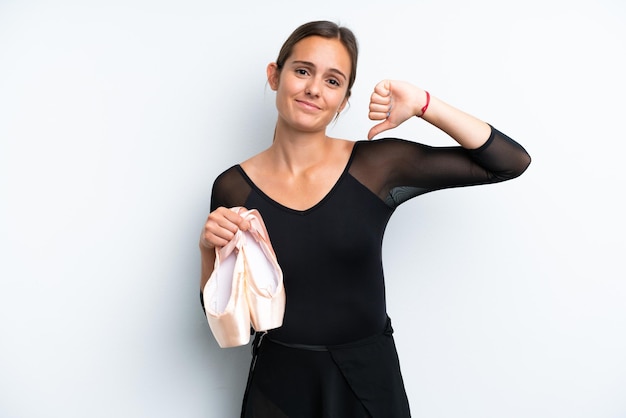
[367,80,429,140]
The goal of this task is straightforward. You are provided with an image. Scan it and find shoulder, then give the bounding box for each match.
[327,137,357,161]
[212,165,245,197]
[352,137,426,158]
[239,148,272,178]
[211,165,252,210]
[213,165,241,185]
[331,137,356,149]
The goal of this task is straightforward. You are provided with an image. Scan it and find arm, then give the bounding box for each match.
[357,80,529,207]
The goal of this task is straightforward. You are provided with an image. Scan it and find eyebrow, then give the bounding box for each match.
[291,60,347,81]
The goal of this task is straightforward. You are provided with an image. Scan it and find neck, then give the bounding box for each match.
[269,121,332,174]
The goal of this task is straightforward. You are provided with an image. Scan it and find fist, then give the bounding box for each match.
[200,206,251,250]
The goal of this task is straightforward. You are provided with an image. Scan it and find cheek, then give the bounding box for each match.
[275,86,293,108]
[332,92,348,110]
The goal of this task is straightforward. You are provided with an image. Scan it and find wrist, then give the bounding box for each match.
[417,90,430,117]
[199,240,216,252]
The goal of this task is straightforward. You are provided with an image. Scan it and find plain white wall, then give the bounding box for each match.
[1,0,625,417]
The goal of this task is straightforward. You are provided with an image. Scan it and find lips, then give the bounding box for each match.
[295,99,321,111]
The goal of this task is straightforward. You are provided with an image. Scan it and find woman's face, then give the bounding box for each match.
[268,36,351,133]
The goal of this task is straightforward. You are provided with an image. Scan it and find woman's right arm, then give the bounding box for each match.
[199,207,251,291]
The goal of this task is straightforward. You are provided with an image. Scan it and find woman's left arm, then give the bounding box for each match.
[368,80,531,181]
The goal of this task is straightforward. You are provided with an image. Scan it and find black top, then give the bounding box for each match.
[209,126,531,345]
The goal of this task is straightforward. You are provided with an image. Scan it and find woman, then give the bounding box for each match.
[200,20,531,417]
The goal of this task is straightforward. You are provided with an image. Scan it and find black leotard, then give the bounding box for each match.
[209,125,531,346]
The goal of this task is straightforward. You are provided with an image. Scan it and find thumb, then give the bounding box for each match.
[367,120,393,140]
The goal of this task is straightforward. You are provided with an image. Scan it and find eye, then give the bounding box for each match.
[295,68,309,76]
[327,78,341,87]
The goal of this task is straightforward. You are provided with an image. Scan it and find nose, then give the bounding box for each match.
[305,77,322,97]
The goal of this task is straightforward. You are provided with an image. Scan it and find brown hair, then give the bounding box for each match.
[275,20,359,99]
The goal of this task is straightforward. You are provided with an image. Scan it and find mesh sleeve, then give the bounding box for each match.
[210,166,253,211]
[348,125,531,208]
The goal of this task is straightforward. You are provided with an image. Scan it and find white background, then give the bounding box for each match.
[1,0,625,417]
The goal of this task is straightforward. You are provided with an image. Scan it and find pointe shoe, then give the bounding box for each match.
[237,208,285,332]
[202,228,251,348]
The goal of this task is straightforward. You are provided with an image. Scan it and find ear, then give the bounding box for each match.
[267,63,279,90]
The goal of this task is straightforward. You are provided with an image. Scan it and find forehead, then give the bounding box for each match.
[288,36,351,72]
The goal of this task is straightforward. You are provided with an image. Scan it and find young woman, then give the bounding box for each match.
[200,20,531,417]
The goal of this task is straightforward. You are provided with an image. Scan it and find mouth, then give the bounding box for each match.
[295,99,321,111]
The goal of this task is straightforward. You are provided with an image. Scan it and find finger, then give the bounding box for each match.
[238,218,251,231]
[204,214,237,237]
[202,207,249,248]
[228,213,252,231]
[201,232,229,249]
[370,82,393,119]
[370,90,392,104]
[367,120,393,140]
[369,101,391,115]
[369,102,391,116]
[220,207,251,232]
[200,224,231,249]
[369,92,392,110]
[369,110,389,121]
[210,209,240,233]
[373,79,391,98]
[369,98,392,120]
[369,98,394,120]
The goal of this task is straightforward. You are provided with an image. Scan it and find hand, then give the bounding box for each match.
[200,206,251,250]
[367,80,426,140]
